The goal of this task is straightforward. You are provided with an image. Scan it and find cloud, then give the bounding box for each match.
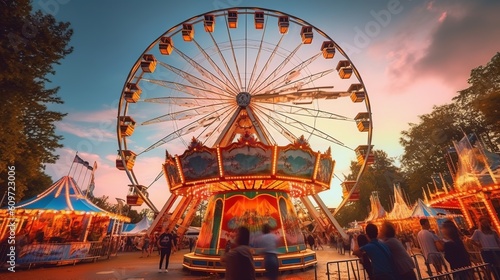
[57,121,115,142]
[65,108,117,123]
[413,0,500,87]
[379,0,500,90]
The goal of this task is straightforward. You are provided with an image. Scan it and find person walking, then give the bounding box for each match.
[157,228,174,273]
[379,221,417,280]
[221,226,255,280]
[417,218,445,274]
[140,234,150,258]
[353,223,396,280]
[256,224,279,280]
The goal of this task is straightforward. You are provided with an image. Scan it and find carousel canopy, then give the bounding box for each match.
[12,176,129,222]
[365,191,387,222]
[411,198,449,218]
[386,185,413,220]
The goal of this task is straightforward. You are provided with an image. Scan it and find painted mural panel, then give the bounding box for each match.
[180,150,218,182]
[164,160,181,187]
[276,148,315,178]
[221,145,272,177]
[316,157,334,185]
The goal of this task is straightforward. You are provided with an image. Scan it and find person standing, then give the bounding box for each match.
[470,216,500,278]
[189,237,195,253]
[256,224,279,280]
[307,234,315,250]
[356,234,374,280]
[157,228,174,273]
[440,220,472,280]
[221,226,255,280]
[353,223,396,280]
[417,218,445,274]
[379,221,417,280]
[140,234,150,257]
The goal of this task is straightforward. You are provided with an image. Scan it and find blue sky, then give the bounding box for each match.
[34,0,500,210]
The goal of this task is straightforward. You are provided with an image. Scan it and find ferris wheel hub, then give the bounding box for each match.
[236,92,251,107]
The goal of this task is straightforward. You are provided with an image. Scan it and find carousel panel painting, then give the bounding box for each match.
[316,157,335,185]
[180,149,219,182]
[276,147,316,179]
[163,159,182,187]
[221,145,272,177]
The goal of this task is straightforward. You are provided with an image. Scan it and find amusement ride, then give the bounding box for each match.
[116,7,373,272]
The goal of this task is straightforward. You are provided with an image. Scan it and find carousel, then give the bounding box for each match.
[426,134,500,233]
[0,176,129,267]
[115,7,374,274]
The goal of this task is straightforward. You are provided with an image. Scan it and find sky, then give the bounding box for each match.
[33,0,500,211]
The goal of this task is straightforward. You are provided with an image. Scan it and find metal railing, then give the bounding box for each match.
[325,252,499,280]
[326,258,369,280]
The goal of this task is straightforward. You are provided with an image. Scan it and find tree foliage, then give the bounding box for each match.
[400,52,500,199]
[0,0,73,200]
[335,150,409,227]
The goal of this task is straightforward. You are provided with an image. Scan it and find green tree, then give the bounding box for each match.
[0,0,73,201]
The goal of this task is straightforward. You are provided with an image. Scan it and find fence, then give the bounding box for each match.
[325,253,499,280]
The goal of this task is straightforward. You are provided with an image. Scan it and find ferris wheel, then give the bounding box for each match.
[116,7,373,213]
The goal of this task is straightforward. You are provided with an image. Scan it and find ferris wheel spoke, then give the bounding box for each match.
[142,78,234,100]
[157,61,229,97]
[207,32,241,94]
[141,101,231,125]
[253,104,349,148]
[143,96,231,108]
[258,68,334,96]
[252,88,350,104]
[223,12,243,91]
[252,106,297,143]
[196,105,237,145]
[138,105,236,155]
[192,38,240,94]
[254,102,352,121]
[173,48,239,95]
[247,35,285,93]
[250,42,303,94]
[247,15,268,95]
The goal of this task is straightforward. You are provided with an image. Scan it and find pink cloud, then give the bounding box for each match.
[57,121,115,141]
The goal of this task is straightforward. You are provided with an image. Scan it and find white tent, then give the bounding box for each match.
[122,216,152,236]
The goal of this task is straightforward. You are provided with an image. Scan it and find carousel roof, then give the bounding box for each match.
[12,176,130,221]
[411,198,449,218]
[365,191,387,222]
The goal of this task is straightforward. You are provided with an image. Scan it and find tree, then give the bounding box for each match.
[400,52,500,199]
[335,150,408,227]
[455,52,500,150]
[0,0,73,200]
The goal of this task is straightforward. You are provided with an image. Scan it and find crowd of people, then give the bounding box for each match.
[349,216,500,280]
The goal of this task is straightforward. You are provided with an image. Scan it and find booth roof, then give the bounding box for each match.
[10,176,130,222]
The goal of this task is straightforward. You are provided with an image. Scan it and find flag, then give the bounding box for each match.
[73,155,85,164]
[93,161,98,172]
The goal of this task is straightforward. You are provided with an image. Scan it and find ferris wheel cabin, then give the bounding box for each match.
[228,10,238,28]
[336,60,353,79]
[182,24,194,41]
[354,112,370,132]
[321,41,335,59]
[348,83,366,103]
[254,11,264,29]
[159,36,174,55]
[301,26,313,44]
[123,83,142,103]
[116,150,137,171]
[204,14,215,32]
[140,54,157,73]
[278,16,289,34]
[119,116,136,137]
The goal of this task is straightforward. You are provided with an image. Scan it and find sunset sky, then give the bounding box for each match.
[34,0,500,211]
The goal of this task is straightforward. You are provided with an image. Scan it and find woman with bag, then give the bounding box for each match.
[470,216,500,279]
